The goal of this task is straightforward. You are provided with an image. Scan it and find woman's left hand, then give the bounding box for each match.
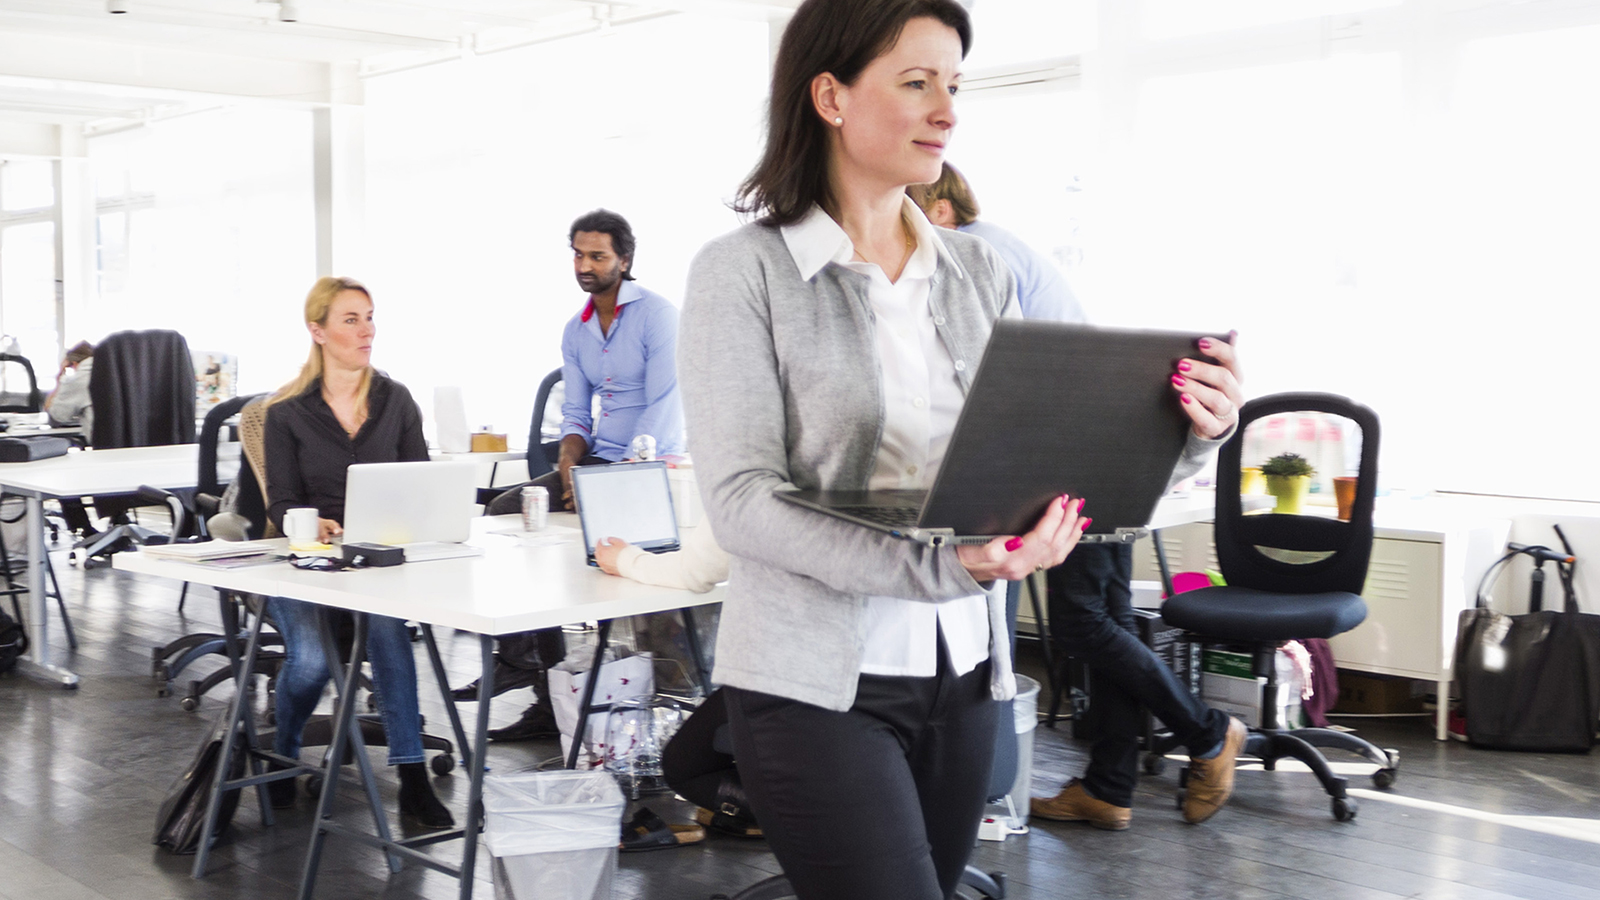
[1172,331,1245,439]
[594,537,628,576]
[957,494,1088,583]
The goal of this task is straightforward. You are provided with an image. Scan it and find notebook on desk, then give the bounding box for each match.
[775,320,1220,546]
[342,460,484,562]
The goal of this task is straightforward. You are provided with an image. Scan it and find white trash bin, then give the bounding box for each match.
[1005,674,1041,827]
[483,770,626,900]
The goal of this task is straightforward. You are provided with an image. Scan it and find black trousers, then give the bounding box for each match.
[725,654,997,900]
[662,687,735,811]
[1047,542,1228,807]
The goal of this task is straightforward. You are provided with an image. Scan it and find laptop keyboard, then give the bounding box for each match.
[836,506,923,528]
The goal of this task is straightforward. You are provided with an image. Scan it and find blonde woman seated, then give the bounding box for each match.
[261,276,451,828]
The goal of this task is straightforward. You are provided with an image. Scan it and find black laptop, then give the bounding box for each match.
[774,320,1221,546]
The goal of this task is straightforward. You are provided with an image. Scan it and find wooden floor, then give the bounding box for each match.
[3,544,1599,900]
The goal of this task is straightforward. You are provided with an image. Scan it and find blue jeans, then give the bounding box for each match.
[269,597,425,766]
[1047,543,1228,807]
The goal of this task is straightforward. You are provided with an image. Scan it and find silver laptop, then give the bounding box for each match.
[570,460,680,566]
[776,320,1220,546]
[343,460,484,562]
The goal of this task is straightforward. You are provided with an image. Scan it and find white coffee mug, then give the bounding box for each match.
[284,507,320,546]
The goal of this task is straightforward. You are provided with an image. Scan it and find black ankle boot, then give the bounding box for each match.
[397,762,454,829]
[266,760,297,809]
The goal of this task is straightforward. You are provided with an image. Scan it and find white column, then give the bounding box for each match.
[312,66,367,277]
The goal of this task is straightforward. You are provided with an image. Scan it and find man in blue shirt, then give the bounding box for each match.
[463,210,686,742]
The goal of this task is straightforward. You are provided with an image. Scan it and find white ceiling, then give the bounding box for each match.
[0,0,796,135]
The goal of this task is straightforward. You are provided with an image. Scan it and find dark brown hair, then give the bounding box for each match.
[906,162,980,226]
[734,0,972,226]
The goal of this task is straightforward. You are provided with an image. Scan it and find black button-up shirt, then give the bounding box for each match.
[264,372,428,532]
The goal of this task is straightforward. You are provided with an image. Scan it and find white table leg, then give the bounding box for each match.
[1436,675,1450,741]
[15,495,77,688]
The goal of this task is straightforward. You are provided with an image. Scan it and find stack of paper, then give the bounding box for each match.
[141,540,280,561]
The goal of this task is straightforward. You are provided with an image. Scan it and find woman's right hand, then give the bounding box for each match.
[317,518,343,543]
[956,494,1088,582]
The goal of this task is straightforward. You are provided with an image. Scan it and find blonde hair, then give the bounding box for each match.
[266,276,374,415]
[907,162,981,227]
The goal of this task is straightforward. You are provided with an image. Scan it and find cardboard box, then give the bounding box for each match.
[1200,649,1303,728]
[1330,671,1424,715]
[470,432,508,452]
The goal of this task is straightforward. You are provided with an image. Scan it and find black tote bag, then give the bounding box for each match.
[1455,595,1600,753]
[153,712,247,854]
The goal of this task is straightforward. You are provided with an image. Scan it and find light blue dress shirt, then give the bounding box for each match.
[958,220,1085,323]
[558,280,684,460]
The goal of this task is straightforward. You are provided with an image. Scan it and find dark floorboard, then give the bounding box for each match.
[3,543,1600,899]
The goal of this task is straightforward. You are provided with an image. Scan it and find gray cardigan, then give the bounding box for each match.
[680,220,1219,712]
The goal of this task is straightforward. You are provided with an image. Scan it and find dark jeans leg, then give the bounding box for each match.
[1047,543,1227,807]
[663,688,734,810]
[725,659,996,900]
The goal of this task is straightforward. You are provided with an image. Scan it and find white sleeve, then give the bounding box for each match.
[615,525,728,594]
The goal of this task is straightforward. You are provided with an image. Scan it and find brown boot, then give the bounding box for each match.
[1029,779,1132,831]
[1183,717,1248,824]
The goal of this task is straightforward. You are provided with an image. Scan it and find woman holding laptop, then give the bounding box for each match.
[260,275,452,828]
[677,1,1243,897]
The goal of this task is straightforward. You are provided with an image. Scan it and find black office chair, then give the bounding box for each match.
[74,329,198,564]
[1155,392,1397,822]
[150,394,269,704]
[476,366,563,508]
[0,353,44,413]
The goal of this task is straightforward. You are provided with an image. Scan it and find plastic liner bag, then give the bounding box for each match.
[483,770,626,900]
[549,650,655,768]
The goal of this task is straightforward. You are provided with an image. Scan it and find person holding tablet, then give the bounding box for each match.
[261,275,452,829]
[678,1,1244,896]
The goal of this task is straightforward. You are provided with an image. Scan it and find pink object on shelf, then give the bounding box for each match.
[1169,571,1213,597]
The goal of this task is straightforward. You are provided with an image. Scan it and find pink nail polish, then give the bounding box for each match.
[1178,360,1192,372]
[1180,394,1194,404]
[1077,498,1086,513]
[1005,537,1024,552]
[1171,374,1186,386]
[1081,517,1093,531]
[1198,338,1212,350]
[1060,495,1071,509]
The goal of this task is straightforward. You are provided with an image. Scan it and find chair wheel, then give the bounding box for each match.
[1384,748,1401,768]
[1142,753,1167,776]
[306,774,324,797]
[1332,797,1357,821]
[1372,768,1397,789]
[180,697,199,712]
[431,753,456,776]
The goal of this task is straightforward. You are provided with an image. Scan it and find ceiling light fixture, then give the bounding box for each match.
[107,0,129,13]
[278,0,298,22]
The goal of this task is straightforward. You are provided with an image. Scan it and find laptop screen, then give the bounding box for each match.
[571,461,680,562]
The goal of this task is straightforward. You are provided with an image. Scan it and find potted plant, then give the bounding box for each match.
[1261,452,1315,514]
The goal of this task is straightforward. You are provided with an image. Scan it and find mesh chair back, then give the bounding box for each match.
[238,397,278,539]
[1215,392,1380,596]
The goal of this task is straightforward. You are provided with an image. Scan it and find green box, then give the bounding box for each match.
[1201,650,1253,680]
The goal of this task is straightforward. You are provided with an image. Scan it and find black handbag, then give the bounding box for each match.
[153,712,248,854]
[1455,594,1600,753]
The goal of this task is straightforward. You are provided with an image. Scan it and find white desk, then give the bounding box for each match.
[116,513,722,900]
[3,443,240,687]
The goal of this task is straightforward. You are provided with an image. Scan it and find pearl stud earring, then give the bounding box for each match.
[834,117,843,126]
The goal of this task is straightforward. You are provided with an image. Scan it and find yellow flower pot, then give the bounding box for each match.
[1265,474,1312,514]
